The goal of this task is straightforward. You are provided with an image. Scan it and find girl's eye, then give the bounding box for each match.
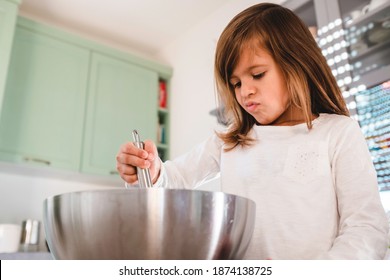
[253,72,265,79]
[232,81,241,89]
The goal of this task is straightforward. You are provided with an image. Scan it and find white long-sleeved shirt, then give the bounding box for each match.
[155,113,389,259]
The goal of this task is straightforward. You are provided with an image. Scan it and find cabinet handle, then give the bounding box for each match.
[110,170,119,175]
[23,157,51,165]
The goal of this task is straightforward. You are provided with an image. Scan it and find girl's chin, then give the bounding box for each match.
[253,117,272,126]
[254,115,282,126]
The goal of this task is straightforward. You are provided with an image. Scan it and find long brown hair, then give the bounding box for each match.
[214,3,349,151]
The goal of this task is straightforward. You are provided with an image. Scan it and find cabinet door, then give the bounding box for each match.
[82,53,158,175]
[0,27,90,170]
[0,0,19,114]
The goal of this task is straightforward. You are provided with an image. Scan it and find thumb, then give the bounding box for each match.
[143,140,158,161]
[143,140,161,183]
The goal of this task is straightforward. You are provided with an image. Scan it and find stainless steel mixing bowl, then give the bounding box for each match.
[43,188,256,259]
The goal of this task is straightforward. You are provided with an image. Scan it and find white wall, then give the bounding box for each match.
[0,162,117,250]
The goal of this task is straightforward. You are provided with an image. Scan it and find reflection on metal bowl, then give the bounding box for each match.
[43,189,256,260]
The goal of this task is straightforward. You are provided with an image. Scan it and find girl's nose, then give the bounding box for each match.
[240,81,256,97]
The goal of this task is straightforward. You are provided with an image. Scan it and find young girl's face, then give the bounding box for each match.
[229,44,301,126]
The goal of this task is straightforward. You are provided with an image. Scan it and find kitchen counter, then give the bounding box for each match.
[0,252,53,260]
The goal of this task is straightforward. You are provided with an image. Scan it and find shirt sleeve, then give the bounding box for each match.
[319,119,389,259]
[154,133,223,189]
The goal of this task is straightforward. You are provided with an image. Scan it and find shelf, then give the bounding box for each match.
[157,79,169,161]
[157,143,169,149]
[350,64,390,88]
[345,1,390,28]
[158,107,169,114]
[349,39,390,62]
[156,144,169,162]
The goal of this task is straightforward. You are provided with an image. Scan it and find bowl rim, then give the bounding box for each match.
[43,188,256,206]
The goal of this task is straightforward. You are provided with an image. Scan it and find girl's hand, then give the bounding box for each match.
[116,140,161,185]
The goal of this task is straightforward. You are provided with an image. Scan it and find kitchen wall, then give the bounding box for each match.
[0,162,116,250]
[0,161,120,223]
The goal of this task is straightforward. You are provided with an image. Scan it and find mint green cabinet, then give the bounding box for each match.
[0,16,172,177]
[0,0,20,116]
[0,27,90,170]
[81,53,158,175]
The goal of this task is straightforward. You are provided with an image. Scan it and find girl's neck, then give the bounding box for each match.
[268,104,316,126]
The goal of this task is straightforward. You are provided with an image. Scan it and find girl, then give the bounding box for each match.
[116,3,389,259]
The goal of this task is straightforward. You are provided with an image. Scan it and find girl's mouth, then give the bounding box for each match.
[245,101,259,112]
